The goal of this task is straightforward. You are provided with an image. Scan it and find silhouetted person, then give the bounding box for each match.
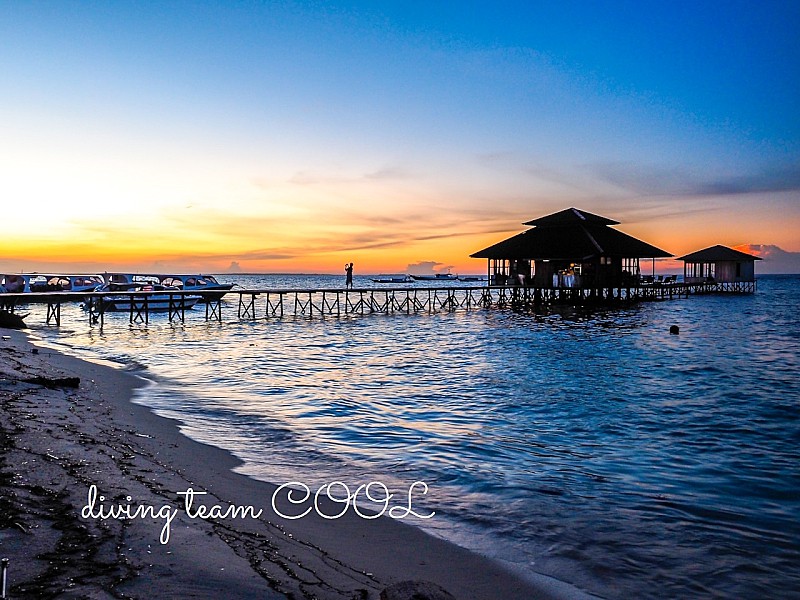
[345,262,354,289]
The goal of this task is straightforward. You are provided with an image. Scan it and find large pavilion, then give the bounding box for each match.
[471,207,672,289]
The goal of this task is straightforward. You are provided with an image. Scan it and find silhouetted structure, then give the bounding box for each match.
[471,208,672,293]
[678,245,760,292]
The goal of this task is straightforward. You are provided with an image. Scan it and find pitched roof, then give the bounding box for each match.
[523,207,619,227]
[471,207,672,260]
[678,245,762,262]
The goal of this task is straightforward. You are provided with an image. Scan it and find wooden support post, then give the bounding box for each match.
[87,297,106,327]
[265,293,274,317]
[294,292,301,315]
[238,293,258,319]
[264,292,284,317]
[321,291,339,316]
[168,294,186,323]
[205,297,222,322]
[46,301,61,326]
[142,296,149,325]
[447,290,456,310]
[130,295,148,325]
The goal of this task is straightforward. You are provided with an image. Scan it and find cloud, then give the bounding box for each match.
[286,165,412,187]
[226,261,242,273]
[218,249,298,261]
[406,261,443,274]
[735,244,800,274]
[339,230,474,252]
[358,215,416,226]
[591,162,800,198]
[601,200,727,224]
[697,166,800,195]
[307,205,525,254]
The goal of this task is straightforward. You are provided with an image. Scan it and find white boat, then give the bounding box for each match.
[371,275,414,283]
[90,283,203,312]
[1,273,104,293]
[105,273,234,296]
[158,274,235,294]
[1,274,34,293]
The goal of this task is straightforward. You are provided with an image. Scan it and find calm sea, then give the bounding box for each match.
[29,274,800,599]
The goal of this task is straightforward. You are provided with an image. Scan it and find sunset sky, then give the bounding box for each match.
[1,1,798,274]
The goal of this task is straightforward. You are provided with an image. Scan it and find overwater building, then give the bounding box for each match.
[678,245,761,292]
[471,207,672,289]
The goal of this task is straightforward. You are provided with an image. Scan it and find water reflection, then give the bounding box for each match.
[30,275,800,599]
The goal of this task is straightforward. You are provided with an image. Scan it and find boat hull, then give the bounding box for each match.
[371,277,413,283]
[107,274,234,301]
[98,294,202,312]
[409,274,458,282]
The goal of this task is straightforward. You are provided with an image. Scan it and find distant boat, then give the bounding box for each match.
[409,273,458,281]
[89,283,203,312]
[371,275,414,284]
[457,276,485,282]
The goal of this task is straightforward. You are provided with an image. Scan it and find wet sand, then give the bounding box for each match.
[0,328,599,599]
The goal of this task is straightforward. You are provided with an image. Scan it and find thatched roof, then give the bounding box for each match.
[471,207,672,260]
[678,245,762,262]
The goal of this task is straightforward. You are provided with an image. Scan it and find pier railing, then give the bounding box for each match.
[0,280,752,328]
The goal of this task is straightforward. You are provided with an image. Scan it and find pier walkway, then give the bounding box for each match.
[0,280,754,329]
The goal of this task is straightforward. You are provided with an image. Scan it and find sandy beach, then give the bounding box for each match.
[0,327,599,600]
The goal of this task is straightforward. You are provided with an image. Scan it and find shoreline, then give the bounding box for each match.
[0,327,600,599]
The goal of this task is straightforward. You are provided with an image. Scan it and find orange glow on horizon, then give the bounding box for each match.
[1,199,797,275]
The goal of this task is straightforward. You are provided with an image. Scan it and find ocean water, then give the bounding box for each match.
[27,274,800,599]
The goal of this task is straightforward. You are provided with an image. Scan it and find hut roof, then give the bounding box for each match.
[678,245,762,262]
[523,207,619,227]
[471,207,672,260]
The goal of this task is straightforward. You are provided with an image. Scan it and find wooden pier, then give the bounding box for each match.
[0,280,754,329]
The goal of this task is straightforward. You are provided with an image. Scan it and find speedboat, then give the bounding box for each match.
[1,274,31,293]
[105,273,234,299]
[89,283,203,312]
[1,273,104,293]
[158,274,235,295]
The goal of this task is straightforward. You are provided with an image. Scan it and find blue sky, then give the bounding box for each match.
[1,1,798,272]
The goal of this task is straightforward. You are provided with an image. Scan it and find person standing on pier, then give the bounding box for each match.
[345,262,354,289]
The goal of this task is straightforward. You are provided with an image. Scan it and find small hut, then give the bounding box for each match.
[678,245,760,292]
[471,207,672,290]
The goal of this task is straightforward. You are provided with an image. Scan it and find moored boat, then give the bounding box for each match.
[158,274,235,295]
[89,283,203,312]
[105,273,234,298]
[371,275,414,283]
[409,273,459,282]
[1,273,104,293]
[457,275,485,282]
